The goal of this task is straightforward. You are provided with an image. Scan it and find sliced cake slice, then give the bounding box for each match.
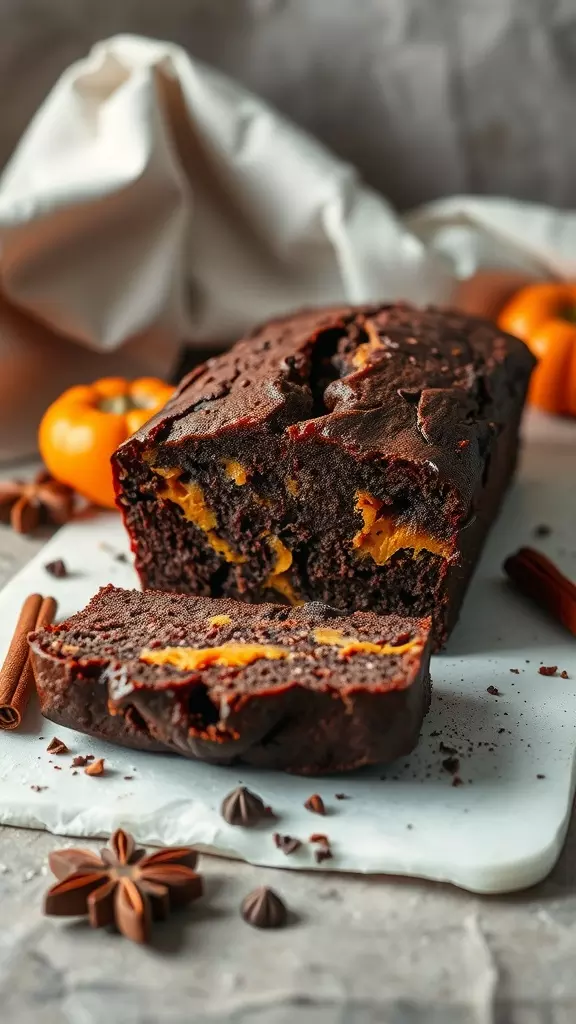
[29,585,433,775]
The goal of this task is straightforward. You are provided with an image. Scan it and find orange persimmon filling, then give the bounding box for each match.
[352,491,452,565]
[153,468,246,564]
[312,628,419,657]
[140,643,289,671]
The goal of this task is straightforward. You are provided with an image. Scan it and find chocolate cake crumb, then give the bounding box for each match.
[539,666,557,677]
[487,685,500,695]
[442,756,460,775]
[510,668,519,674]
[537,774,546,779]
[439,741,457,755]
[334,793,349,800]
[30,785,47,792]
[71,755,89,767]
[44,559,69,578]
[273,833,301,855]
[314,846,333,864]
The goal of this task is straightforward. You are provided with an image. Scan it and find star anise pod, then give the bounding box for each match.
[44,828,202,944]
[0,470,74,534]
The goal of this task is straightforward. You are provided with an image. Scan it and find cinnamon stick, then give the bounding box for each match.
[0,594,57,729]
[504,547,576,637]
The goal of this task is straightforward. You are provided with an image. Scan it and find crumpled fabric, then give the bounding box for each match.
[1,34,575,459]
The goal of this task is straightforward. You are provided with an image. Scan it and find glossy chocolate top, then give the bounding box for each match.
[121,303,536,509]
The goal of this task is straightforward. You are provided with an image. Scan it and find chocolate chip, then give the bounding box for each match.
[44,559,68,578]
[241,887,287,929]
[221,786,270,826]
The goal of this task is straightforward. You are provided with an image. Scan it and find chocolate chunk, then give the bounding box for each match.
[221,786,269,826]
[241,887,287,929]
[46,737,69,755]
[44,559,69,579]
[273,833,301,855]
[304,794,326,816]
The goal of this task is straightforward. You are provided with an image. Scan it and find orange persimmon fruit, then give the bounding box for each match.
[39,377,173,508]
[499,283,576,416]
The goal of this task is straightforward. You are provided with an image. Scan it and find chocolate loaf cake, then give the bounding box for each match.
[29,585,432,775]
[113,304,536,646]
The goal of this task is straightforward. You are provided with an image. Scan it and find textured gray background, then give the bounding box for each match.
[1,0,576,210]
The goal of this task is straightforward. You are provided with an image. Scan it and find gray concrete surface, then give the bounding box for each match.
[0,470,575,1023]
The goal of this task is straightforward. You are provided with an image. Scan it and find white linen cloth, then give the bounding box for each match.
[1,35,575,458]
